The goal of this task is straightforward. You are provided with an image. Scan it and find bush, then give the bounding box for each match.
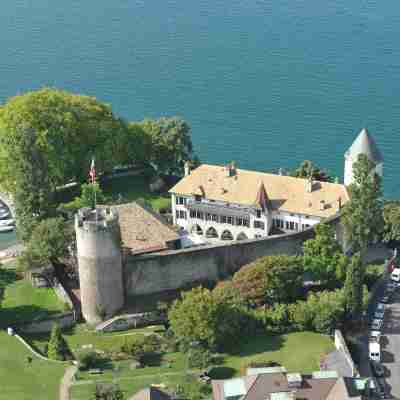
[186,347,213,370]
[47,323,70,361]
[77,351,100,371]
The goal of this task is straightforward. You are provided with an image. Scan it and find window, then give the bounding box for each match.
[176,196,185,205]
[294,222,298,231]
[179,210,187,220]
[256,210,261,218]
[195,195,202,202]
[289,221,294,230]
[221,216,227,224]
[196,211,204,220]
[190,210,196,218]
[227,216,233,225]
[212,214,219,222]
[236,217,243,226]
[286,221,289,230]
[254,220,265,230]
[255,234,262,238]
[243,219,250,227]
[175,197,179,205]
[175,210,179,219]
[205,213,211,221]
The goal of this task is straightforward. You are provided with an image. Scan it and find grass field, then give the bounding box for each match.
[0,331,66,400]
[69,331,334,400]
[102,174,171,211]
[0,267,65,328]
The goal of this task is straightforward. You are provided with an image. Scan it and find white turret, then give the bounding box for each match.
[344,128,383,186]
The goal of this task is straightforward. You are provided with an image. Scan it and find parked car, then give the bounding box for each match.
[371,319,383,331]
[371,361,385,377]
[369,330,381,343]
[381,294,391,304]
[386,282,396,292]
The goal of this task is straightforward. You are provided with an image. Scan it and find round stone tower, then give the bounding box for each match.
[344,128,383,186]
[75,207,124,325]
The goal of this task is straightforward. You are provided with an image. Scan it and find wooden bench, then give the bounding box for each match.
[88,369,102,375]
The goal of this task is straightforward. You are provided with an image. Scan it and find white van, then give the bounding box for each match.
[391,268,400,283]
[369,341,381,362]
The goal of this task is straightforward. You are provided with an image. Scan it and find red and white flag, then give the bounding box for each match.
[89,158,96,184]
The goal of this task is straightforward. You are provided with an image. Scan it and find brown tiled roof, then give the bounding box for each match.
[244,373,289,400]
[113,202,179,254]
[129,387,171,400]
[169,164,349,218]
[295,378,338,400]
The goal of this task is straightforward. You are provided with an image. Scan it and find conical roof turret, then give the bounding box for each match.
[345,128,383,163]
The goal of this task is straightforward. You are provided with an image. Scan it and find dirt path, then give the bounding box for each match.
[60,365,78,400]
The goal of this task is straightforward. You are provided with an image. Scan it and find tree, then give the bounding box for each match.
[47,323,69,361]
[140,117,196,175]
[0,88,128,192]
[168,287,245,351]
[62,182,104,212]
[303,223,348,286]
[343,253,364,320]
[16,217,73,271]
[382,201,400,244]
[186,346,213,369]
[93,383,124,400]
[291,160,332,182]
[232,256,303,305]
[342,154,383,253]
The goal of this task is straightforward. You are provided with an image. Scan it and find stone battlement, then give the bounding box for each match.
[75,207,119,233]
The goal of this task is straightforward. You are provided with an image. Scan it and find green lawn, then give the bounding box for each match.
[0,331,66,400]
[102,174,171,211]
[69,331,334,400]
[0,268,65,328]
[29,323,163,356]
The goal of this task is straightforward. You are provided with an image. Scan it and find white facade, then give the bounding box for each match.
[171,193,321,243]
[344,156,383,186]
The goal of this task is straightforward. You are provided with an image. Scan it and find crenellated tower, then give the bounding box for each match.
[75,207,124,325]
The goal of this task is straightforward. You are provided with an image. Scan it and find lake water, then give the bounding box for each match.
[1,0,400,248]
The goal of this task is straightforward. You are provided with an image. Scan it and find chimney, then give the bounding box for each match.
[184,161,190,177]
[337,197,342,211]
[319,200,325,211]
[306,177,313,193]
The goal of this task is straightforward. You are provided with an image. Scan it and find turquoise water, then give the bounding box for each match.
[1,0,400,246]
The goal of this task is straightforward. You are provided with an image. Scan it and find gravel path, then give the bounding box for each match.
[60,365,78,400]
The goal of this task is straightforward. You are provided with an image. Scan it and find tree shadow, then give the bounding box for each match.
[208,366,236,380]
[0,268,18,303]
[0,304,62,329]
[142,352,163,367]
[226,334,286,358]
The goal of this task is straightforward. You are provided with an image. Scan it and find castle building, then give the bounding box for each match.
[170,128,382,243]
[344,128,383,186]
[169,163,349,242]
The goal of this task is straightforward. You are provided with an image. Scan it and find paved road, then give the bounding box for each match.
[60,365,78,400]
[381,288,400,399]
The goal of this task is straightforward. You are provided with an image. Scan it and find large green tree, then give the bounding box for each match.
[232,255,303,306]
[17,217,73,271]
[343,253,364,320]
[382,201,400,244]
[0,88,127,192]
[291,160,332,182]
[303,223,348,286]
[168,287,245,351]
[342,154,383,253]
[140,117,196,175]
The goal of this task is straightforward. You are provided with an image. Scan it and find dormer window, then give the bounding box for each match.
[195,195,202,202]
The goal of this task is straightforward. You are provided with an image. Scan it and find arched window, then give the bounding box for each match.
[206,227,218,238]
[191,224,203,235]
[221,230,234,241]
[237,232,248,241]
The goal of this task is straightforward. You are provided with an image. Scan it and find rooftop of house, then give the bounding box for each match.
[112,201,180,255]
[128,387,171,400]
[169,164,349,218]
[345,128,383,163]
[212,370,363,400]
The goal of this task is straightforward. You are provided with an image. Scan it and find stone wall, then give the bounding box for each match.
[53,277,74,310]
[18,312,75,334]
[95,312,162,333]
[334,329,357,377]
[124,224,318,297]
